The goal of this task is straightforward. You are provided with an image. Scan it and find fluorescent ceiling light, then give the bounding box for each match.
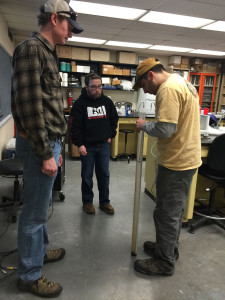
[139,11,213,28]
[149,45,193,52]
[201,21,225,32]
[68,36,106,44]
[189,49,225,56]
[106,41,151,49]
[70,1,146,20]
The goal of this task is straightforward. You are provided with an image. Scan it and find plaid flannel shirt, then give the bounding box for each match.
[11,33,67,160]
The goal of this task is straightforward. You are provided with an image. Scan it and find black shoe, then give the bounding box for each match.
[143,241,179,261]
[134,257,174,276]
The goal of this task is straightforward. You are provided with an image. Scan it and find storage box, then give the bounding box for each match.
[191,58,203,65]
[102,64,114,74]
[181,57,189,65]
[102,77,111,85]
[72,47,89,60]
[90,50,110,62]
[168,55,182,66]
[71,61,76,66]
[114,68,122,75]
[71,65,77,72]
[76,65,90,73]
[122,69,130,76]
[117,52,137,64]
[112,80,121,86]
[56,45,72,59]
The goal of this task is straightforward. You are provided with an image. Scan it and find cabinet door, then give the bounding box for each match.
[189,73,201,95]
[200,74,216,111]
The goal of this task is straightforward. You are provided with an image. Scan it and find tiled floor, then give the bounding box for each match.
[1,150,225,300]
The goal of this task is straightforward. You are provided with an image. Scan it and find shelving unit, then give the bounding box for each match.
[189,72,217,111]
[217,73,225,112]
[58,58,137,90]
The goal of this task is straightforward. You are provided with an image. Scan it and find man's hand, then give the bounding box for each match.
[78,145,87,156]
[58,154,63,167]
[136,118,146,133]
[107,138,111,143]
[42,157,58,177]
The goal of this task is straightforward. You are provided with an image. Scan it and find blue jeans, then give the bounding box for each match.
[16,134,61,281]
[154,165,196,265]
[80,142,110,205]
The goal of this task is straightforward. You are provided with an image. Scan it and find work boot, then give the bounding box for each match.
[17,276,62,298]
[143,241,179,261]
[134,257,174,276]
[100,203,114,214]
[44,248,66,264]
[83,204,95,214]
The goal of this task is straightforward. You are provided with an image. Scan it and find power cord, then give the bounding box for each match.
[0,248,18,281]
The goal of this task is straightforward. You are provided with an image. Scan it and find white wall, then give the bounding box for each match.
[0,11,15,160]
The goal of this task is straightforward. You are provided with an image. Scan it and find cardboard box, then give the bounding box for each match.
[114,68,123,75]
[117,52,137,64]
[72,47,89,60]
[168,55,182,66]
[191,58,203,65]
[56,45,72,59]
[90,50,110,62]
[71,65,77,72]
[180,64,189,69]
[122,69,130,76]
[102,65,114,75]
[112,80,121,86]
[181,57,189,65]
[193,62,219,73]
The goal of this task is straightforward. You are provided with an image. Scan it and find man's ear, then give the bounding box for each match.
[50,12,58,26]
[148,71,154,81]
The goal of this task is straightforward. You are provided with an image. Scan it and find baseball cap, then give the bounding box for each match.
[132,57,162,90]
[43,0,84,34]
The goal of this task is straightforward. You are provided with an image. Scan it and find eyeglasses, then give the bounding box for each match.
[89,85,102,90]
[57,11,78,21]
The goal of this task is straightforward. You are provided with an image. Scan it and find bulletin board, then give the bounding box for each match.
[0,45,12,126]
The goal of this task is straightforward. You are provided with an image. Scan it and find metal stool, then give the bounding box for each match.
[0,158,23,223]
[117,129,135,163]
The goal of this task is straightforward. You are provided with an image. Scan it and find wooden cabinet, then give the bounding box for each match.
[189,72,217,112]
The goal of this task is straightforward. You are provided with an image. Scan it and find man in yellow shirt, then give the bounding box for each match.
[134,57,202,276]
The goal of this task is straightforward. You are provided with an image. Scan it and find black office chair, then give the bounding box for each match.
[117,129,135,163]
[0,158,23,223]
[189,134,225,233]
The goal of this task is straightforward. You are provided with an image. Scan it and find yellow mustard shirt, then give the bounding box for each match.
[156,74,202,171]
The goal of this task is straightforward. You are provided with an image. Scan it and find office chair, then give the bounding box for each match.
[189,133,225,233]
[0,158,23,223]
[117,129,135,163]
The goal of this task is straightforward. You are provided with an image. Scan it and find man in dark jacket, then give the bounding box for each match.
[71,73,118,214]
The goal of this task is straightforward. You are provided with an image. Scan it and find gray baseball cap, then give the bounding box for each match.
[44,0,83,34]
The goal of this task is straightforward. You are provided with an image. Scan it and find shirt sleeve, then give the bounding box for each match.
[109,100,119,138]
[143,121,177,138]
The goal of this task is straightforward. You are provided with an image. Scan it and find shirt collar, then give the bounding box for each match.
[34,32,55,53]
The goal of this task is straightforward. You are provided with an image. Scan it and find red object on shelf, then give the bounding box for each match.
[68,97,73,108]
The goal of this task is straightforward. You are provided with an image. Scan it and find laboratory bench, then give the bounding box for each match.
[144,134,225,223]
[64,111,154,159]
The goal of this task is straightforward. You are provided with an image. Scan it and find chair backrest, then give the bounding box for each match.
[207,134,225,173]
